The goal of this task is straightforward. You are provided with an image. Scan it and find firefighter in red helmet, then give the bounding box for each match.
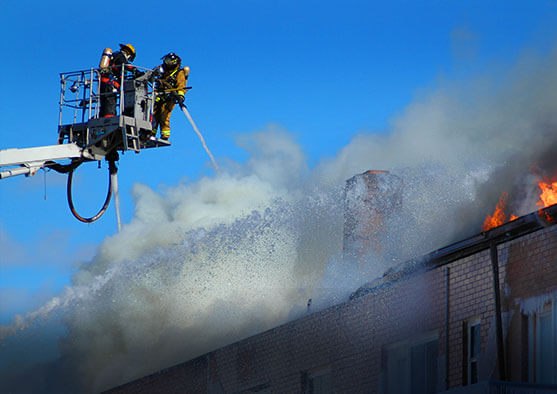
[99,43,137,117]
[152,52,190,140]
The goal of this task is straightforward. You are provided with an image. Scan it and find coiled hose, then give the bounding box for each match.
[67,160,117,223]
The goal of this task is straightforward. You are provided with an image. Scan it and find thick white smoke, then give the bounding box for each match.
[2,49,557,392]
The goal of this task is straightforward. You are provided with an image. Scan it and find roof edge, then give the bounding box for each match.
[351,204,557,300]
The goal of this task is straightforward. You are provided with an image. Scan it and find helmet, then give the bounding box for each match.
[162,52,181,68]
[119,43,136,62]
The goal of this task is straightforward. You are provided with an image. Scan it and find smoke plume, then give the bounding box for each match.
[2,49,557,392]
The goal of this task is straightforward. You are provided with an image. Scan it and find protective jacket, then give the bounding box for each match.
[152,66,189,139]
[99,51,133,117]
[156,66,188,102]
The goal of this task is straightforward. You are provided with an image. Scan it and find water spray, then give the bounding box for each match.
[179,103,220,173]
[111,161,122,232]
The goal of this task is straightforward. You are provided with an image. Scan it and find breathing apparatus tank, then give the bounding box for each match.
[99,47,113,69]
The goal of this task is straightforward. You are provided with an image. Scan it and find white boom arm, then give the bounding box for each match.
[0,143,85,179]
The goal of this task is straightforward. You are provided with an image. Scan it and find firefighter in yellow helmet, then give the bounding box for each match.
[99,44,137,117]
[152,52,190,140]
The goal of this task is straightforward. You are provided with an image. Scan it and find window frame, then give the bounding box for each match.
[303,365,332,394]
[466,318,481,385]
[528,298,557,384]
[385,331,439,394]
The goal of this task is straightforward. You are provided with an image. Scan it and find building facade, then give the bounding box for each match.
[107,204,557,394]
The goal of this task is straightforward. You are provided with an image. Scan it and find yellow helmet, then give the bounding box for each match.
[119,43,136,61]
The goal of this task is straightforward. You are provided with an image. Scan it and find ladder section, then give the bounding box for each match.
[124,126,141,152]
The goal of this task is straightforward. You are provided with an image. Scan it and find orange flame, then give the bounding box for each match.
[537,180,557,208]
[482,178,557,231]
[482,192,508,231]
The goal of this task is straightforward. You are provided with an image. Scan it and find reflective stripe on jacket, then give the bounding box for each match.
[158,67,188,97]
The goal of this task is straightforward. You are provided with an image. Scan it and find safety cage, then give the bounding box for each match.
[57,65,168,160]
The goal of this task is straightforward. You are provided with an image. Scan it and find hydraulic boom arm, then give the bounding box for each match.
[0,143,89,179]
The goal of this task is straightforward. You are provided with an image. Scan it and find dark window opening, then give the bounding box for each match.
[386,334,439,394]
[303,367,332,394]
[468,321,481,385]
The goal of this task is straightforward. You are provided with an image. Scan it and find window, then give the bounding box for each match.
[467,319,481,385]
[240,383,270,393]
[386,333,439,394]
[528,299,557,384]
[238,383,271,393]
[303,366,332,394]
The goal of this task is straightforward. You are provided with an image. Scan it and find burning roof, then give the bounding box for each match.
[483,177,557,231]
[351,203,557,300]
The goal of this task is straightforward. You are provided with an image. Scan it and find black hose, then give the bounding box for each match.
[67,161,115,223]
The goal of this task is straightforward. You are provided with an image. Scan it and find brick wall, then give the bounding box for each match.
[106,222,557,393]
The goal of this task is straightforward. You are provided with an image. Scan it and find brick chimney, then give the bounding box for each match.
[343,170,403,262]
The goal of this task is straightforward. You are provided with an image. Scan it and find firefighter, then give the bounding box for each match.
[99,43,136,117]
[152,52,190,140]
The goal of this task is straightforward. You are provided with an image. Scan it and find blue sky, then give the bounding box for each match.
[1,0,557,323]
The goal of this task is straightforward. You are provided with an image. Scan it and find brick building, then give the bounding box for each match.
[107,177,557,393]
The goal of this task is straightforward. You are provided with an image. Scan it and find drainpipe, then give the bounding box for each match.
[445,266,450,390]
[490,242,506,380]
[206,354,210,392]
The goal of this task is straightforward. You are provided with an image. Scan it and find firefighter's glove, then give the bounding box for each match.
[168,91,180,103]
[153,65,164,76]
[177,95,185,106]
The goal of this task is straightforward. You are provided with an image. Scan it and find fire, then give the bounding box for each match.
[482,192,508,231]
[537,180,557,208]
[482,177,557,231]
